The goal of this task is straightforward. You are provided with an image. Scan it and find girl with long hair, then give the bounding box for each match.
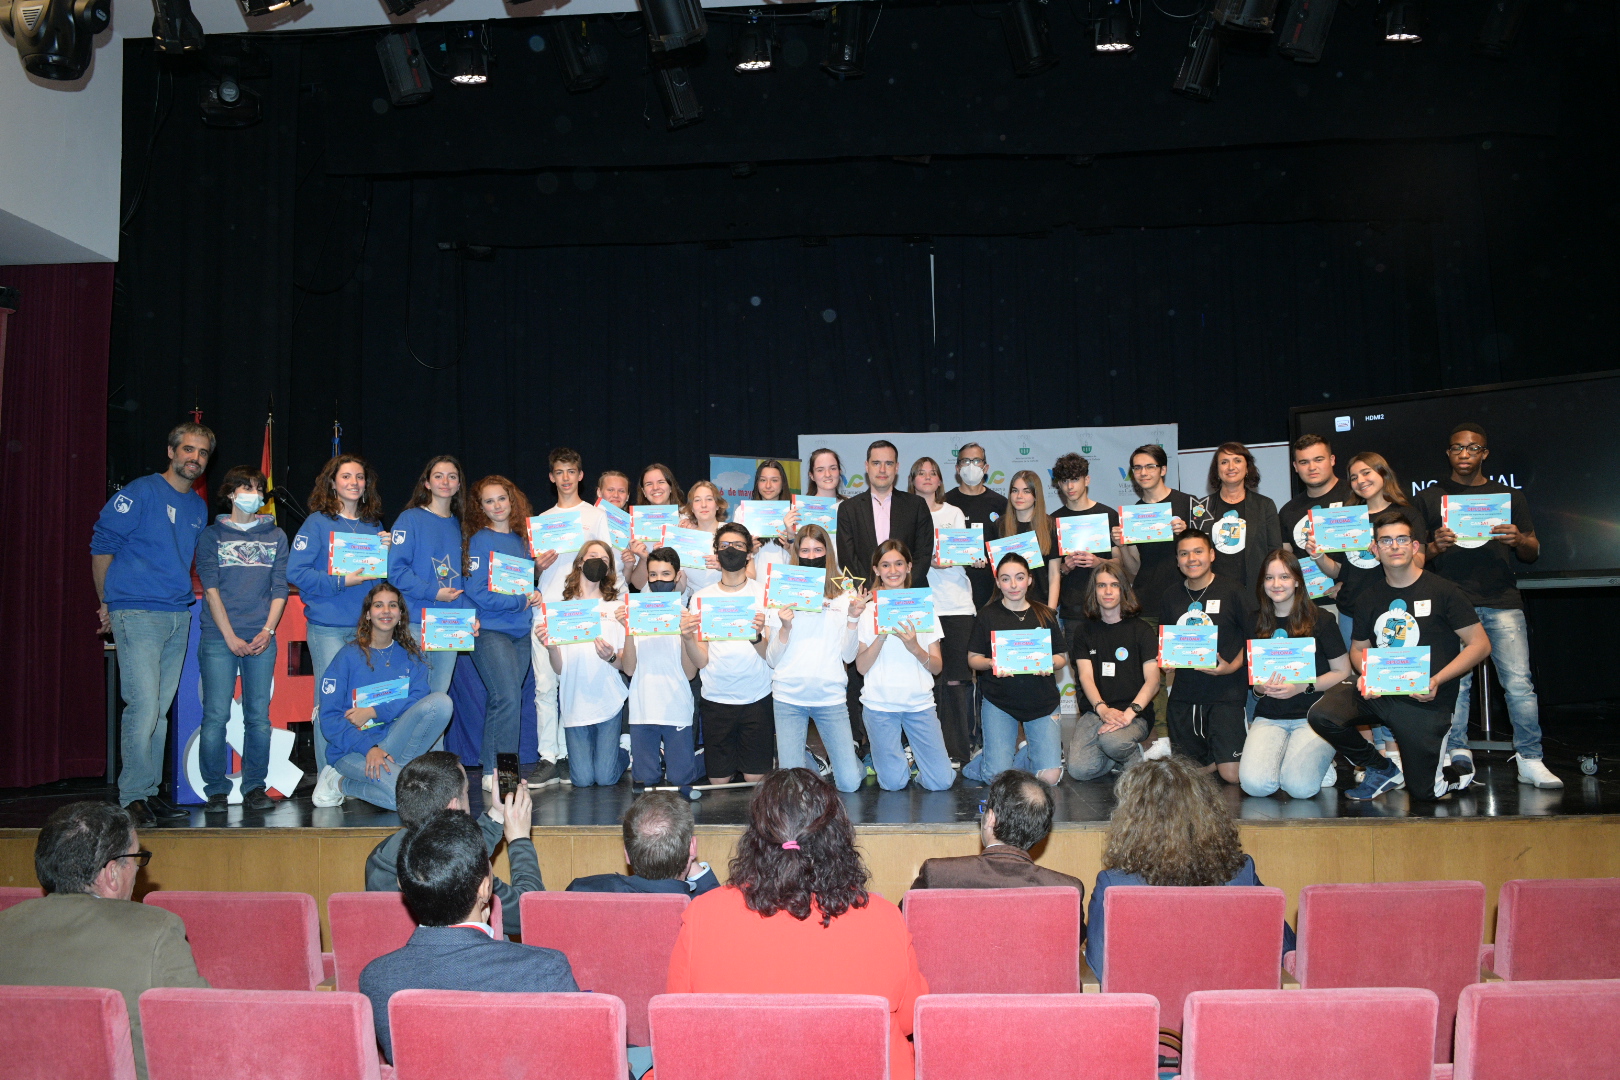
[311,583,452,811]
[540,539,628,787]
[676,480,727,596]
[999,469,1061,610]
[625,462,691,588]
[750,458,798,580]
[909,456,980,764]
[390,455,470,700]
[805,448,846,501]
[1203,441,1283,592]
[1065,560,1160,783]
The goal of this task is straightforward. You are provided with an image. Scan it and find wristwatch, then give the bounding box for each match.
[1305,682,1316,695]
[1128,702,1145,714]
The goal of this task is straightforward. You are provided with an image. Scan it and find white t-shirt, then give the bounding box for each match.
[538,502,616,602]
[553,599,628,728]
[767,594,856,709]
[927,503,976,617]
[677,524,721,601]
[858,604,943,713]
[628,628,693,728]
[692,578,773,705]
[753,539,790,582]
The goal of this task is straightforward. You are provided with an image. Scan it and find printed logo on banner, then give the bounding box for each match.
[1082,444,1093,455]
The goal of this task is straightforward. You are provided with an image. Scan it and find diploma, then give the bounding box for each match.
[487,551,535,596]
[353,675,410,712]
[696,594,762,642]
[765,563,827,612]
[1442,492,1512,543]
[329,532,388,578]
[528,510,588,557]
[596,499,632,550]
[626,594,684,637]
[874,587,937,635]
[1158,623,1220,669]
[661,526,714,574]
[1247,633,1316,685]
[421,608,477,652]
[1120,502,1176,545]
[1359,646,1432,696]
[1057,515,1113,556]
[1308,505,1373,554]
[792,495,838,536]
[542,599,603,646]
[991,628,1053,676]
[737,500,790,538]
[934,528,984,567]
[985,531,1045,570]
[632,504,683,544]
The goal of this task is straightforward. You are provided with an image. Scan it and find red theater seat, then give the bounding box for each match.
[519,892,688,1045]
[144,891,323,991]
[328,891,502,993]
[0,887,43,913]
[1292,881,1484,1062]
[1489,877,1620,982]
[1180,987,1438,1080]
[648,994,889,1080]
[139,987,382,1080]
[1452,979,1620,1080]
[0,985,136,1080]
[901,887,1082,995]
[388,990,627,1080]
[913,993,1159,1080]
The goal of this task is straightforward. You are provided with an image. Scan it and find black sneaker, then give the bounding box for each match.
[527,760,564,789]
[204,793,229,813]
[555,758,572,786]
[125,800,157,828]
[242,788,276,811]
[146,794,191,820]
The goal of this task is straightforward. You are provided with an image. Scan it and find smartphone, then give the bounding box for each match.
[496,753,520,801]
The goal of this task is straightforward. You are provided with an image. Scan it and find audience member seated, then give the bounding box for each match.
[1086,757,1295,977]
[0,802,207,1080]
[667,768,929,1080]
[360,810,578,1063]
[908,769,1084,897]
[567,791,720,895]
[366,751,544,923]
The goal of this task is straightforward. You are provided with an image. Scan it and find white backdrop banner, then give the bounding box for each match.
[796,424,1181,506]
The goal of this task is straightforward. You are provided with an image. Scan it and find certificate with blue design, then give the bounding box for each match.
[1360,647,1431,696]
[1442,492,1511,543]
[737,500,790,537]
[422,608,477,652]
[661,526,714,573]
[542,599,602,646]
[626,594,684,637]
[696,594,762,642]
[632,504,682,544]
[597,499,632,550]
[1120,503,1175,545]
[985,531,1045,570]
[792,495,838,536]
[353,675,410,711]
[935,528,983,567]
[765,564,827,612]
[487,551,535,596]
[1057,514,1112,556]
[1158,624,1219,669]
[875,588,937,635]
[1301,555,1335,599]
[1308,505,1372,554]
[528,510,587,557]
[1247,634,1316,685]
[329,532,388,578]
[991,629,1053,676]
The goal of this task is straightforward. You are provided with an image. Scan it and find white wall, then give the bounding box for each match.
[1177,441,1293,510]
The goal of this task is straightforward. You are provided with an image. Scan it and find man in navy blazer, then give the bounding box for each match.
[567,791,720,895]
[360,811,578,1062]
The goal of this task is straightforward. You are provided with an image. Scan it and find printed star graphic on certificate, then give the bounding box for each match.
[432,553,461,589]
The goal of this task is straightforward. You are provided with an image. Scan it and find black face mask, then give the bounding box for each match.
[647,580,678,593]
[799,555,827,570]
[717,547,750,573]
[581,558,609,583]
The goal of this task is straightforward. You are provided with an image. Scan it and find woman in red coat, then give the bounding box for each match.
[667,768,929,1079]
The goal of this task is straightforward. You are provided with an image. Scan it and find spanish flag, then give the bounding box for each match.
[261,410,276,522]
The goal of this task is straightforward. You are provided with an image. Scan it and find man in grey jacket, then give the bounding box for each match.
[365,752,543,928]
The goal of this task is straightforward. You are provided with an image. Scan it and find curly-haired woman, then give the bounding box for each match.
[667,768,929,1079]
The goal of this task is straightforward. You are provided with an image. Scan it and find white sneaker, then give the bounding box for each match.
[1515,755,1564,789]
[1444,748,1475,793]
[1386,749,1403,772]
[1143,737,1172,761]
[1321,761,1338,789]
[312,765,346,807]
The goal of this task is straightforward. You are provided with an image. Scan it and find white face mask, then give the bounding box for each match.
[958,464,985,487]
[233,492,264,515]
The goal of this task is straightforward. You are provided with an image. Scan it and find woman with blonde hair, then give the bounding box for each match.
[540,538,628,787]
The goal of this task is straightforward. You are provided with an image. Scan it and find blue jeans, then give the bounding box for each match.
[469,629,532,774]
[406,625,459,751]
[863,707,956,791]
[631,724,698,787]
[1447,606,1543,758]
[197,634,276,797]
[979,698,1062,778]
[774,700,864,792]
[565,718,628,786]
[1067,711,1147,782]
[331,693,453,809]
[1239,713,1335,799]
[111,609,193,804]
[305,623,352,771]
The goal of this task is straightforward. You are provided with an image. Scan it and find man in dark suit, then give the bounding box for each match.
[360,811,577,1063]
[909,770,1084,896]
[567,791,720,895]
[836,440,935,587]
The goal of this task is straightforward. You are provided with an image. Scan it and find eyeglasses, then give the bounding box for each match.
[976,799,989,816]
[1375,535,1416,549]
[1447,444,1486,455]
[1129,464,1161,473]
[716,540,748,551]
[106,850,153,868]
[958,458,987,467]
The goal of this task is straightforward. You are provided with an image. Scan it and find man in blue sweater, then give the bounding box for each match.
[92,424,213,827]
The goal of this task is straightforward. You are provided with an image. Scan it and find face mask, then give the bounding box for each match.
[717,547,750,573]
[647,580,679,593]
[959,464,985,487]
[581,558,609,583]
[799,556,827,570]
[233,492,264,515]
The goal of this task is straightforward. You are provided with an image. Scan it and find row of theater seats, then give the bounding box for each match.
[6,980,1619,1080]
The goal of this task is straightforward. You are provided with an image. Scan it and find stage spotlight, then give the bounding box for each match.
[552,18,607,92]
[1474,0,1526,58]
[1383,1,1420,43]
[1276,0,1336,62]
[641,0,706,52]
[151,0,204,53]
[733,14,770,73]
[199,73,261,126]
[1212,0,1277,33]
[444,24,490,84]
[1001,0,1057,76]
[1094,0,1134,54]
[236,0,303,16]
[0,0,110,81]
[1172,14,1220,100]
[653,62,702,128]
[821,2,866,77]
[377,29,432,106]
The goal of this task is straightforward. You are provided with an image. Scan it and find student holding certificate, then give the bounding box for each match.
[749,459,798,581]
[1200,442,1282,593]
[539,540,629,788]
[288,454,392,774]
[966,553,1070,786]
[1065,562,1158,783]
[622,547,701,795]
[997,470,1061,610]
[312,583,453,811]
[389,456,471,704]
[1415,423,1560,790]
[596,470,639,582]
[909,456,980,765]
[855,540,955,790]
[463,476,544,793]
[1113,443,1194,630]
[1308,512,1491,802]
[768,526,868,792]
[1238,551,1351,800]
[806,447,848,503]
[689,522,775,786]
[1050,452,1121,647]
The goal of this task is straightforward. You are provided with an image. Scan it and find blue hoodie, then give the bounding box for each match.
[91,473,209,612]
[318,639,431,763]
[463,528,535,637]
[195,515,290,640]
[287,511,385,629]
[388,507,464,616]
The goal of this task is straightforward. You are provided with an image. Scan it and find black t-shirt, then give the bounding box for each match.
[1158,574,1255,704]
[1351,570,1482,712]
[968,600,1069,721]
[1201,491,1254,587]
[1052,503,1121,618]
[1415,479,1535,611]
[1074,615,1158,720]
[998,517,1059,608]
[945,487,1009,610]
[1130,489,1197,622]
[1252,616,1347,720]
[1280,481,1354,613]
[1325,501,1428,620]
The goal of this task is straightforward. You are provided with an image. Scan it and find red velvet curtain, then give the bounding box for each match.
[0,263,113,787]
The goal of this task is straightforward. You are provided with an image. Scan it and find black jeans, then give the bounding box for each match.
[1307,683,1452,801]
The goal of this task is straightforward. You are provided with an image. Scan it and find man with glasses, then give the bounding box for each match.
[0,802,207,1080]
[943,441,1006,609]
[1415,423,1561,789]
[1307,512,1491,802]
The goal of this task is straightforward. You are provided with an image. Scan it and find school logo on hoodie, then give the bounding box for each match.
[293,535,309,551]
[322,678,337,696]
[392,529,407,545]
[114,494,134,514]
